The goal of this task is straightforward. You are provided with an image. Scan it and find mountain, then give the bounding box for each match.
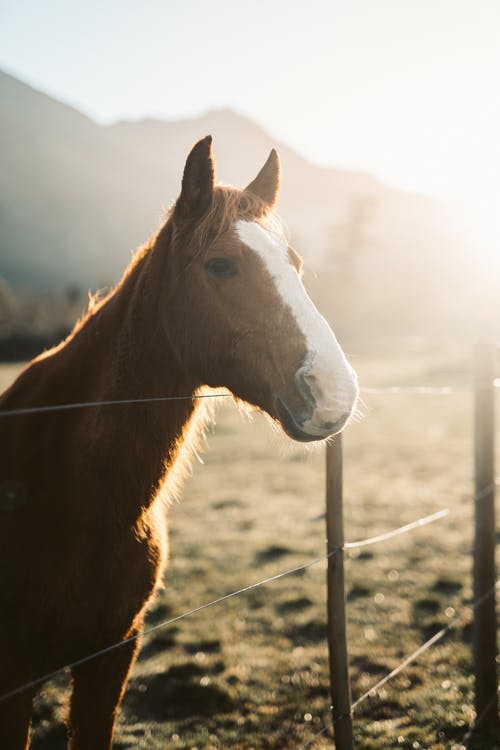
[0,69,492,346]
[0,68,391,290]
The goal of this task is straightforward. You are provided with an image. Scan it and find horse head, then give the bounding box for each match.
[162,136,359,442]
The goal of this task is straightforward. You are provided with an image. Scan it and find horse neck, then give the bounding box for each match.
[61,225,202,514]
[80,226,184,379]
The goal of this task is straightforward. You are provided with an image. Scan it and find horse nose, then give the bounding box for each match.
[295,357,359,427]
[297,365,351,409]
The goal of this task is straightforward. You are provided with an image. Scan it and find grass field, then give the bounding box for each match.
[1,351,498,750]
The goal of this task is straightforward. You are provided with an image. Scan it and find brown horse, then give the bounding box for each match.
[0,137,358,749]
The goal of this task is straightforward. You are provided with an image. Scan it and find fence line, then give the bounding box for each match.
[1,377,499,419]
[296,722,332,750]
[344,509,449,549]
[352,581,500,711]
[475,479,500,502]
[0,493,490,717]
[361,386,453,395]
[0,551,334,704]
[298,578,500,750]
[0,391,232,418]
[0,362,497,744]
[0,506,451,706]
[361,381,500,395]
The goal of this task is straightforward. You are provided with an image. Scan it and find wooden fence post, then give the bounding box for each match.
[473,341,498,733]
[326,435,354,749]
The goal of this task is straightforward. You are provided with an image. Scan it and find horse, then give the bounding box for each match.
[0,136,359,749]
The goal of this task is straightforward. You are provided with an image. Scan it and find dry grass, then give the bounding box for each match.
[1,350,498,750]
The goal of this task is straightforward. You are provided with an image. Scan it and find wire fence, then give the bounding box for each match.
[0,364,498,747]
[0,377,498,419]
[0,390,232,418]
[1,477,497,741]
[298,578,500,750]
[0,505,454,705]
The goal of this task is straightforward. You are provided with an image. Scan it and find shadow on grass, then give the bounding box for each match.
[138,629,179,661]
[31,722,67,750]
[254,545,294,566]
[276,596,313,615]
[124,662,235,721]
[286,618,326,645]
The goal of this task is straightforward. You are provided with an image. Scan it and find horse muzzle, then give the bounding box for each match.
[275,396,352,442]
[275,355,359,443]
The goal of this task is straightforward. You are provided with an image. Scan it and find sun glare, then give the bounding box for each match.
[463,195,500,265]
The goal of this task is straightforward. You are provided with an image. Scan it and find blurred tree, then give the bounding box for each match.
[0,277,17,332]
[308,194,379,344]
[329,194,378,287]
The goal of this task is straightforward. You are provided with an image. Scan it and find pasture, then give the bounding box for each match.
[1,350,498,750]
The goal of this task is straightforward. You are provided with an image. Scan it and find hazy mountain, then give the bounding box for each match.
[1,69,491,346]
[0,68,387,291]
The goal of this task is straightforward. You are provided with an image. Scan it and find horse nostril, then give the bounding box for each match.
[296,367,317,407]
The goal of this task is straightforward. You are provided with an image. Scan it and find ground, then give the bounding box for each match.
[0,350,498,750]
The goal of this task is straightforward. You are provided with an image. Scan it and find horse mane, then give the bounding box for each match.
[170,184,286,257]
[62,185,286,351]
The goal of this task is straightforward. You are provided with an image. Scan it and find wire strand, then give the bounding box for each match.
[298,579,499,750]
[474,481,498,502]
[361,385,454,395]
[1,375,498,418]
[351,579,500,712]
[345,509,449,549]
[0,549,339,704]
[296,722,333,750]
[0,391,232,418]
[361,379,500,395]
[0,504,453,704]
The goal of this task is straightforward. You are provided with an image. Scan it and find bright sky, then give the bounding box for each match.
[0,0,499,216]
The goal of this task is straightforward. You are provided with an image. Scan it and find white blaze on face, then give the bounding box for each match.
[235,220,359,436]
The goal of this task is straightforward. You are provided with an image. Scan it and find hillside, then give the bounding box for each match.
[0,69,491,347]
[0,69,413,290]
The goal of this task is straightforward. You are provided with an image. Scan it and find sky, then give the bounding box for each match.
[1,0,499,224]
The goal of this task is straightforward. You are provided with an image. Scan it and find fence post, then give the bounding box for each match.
[326,435,354,749]
[472,341,498,733]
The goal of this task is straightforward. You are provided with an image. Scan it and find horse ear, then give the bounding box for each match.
[245,149,281,208]
[174,135,215,221]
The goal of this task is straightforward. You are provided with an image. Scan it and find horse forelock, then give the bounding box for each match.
[168,185,287,259]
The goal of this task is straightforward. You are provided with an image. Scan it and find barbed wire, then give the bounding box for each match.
[296,722,332,750]
[0,375,498,418]
[0,457,489,708]
[0,506,450,705]
[344,509,449,549]
[0,551,335,704]
[0,487,491,727]
[0,369,497,745]
[474,479,499,502]
[297,578,500,750]
[351,580,500,712]
[0,391,232,418]
[362,379,500,395]
[361,386,454,395]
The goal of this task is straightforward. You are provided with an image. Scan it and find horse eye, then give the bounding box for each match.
[205,258,238,279]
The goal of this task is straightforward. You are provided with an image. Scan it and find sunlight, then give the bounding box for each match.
[463,194,500,263]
